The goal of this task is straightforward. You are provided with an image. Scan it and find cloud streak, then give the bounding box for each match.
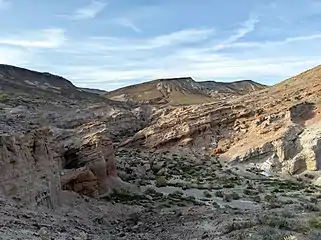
[211,15,259,51]
[0,28,66,48]
[114,18,141,32]
[69,0,107,20]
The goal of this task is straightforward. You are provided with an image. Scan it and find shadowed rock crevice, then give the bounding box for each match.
[290,102,316,124]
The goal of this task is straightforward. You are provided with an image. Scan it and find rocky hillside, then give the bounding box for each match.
[125,65,321,180]
[200,80,267,98]
[105,77,266,105]
[0,64,106,107]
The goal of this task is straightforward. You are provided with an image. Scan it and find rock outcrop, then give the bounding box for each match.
[0,129,60,208]
[61,129,125,197]
[0,121,129,205]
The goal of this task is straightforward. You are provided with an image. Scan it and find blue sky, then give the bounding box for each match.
[1,0,321,90]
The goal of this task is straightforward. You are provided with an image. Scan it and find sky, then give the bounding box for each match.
[1,0,321,90]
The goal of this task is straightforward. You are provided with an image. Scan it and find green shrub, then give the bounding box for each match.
[0,93,9,101]
[155,176,167,187]
[309,216,321,229]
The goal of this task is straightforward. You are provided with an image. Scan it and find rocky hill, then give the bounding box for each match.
[1,64,321,239]
[0,64,106,107]
[105,77,266,105]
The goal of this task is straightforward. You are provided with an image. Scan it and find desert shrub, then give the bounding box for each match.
[264,194,277,202]
[265,216,290,229]
[304,203,320,212]
[309,216,321,229]
[215,190,224,198]
[224,220,255,234]
[280,210,295,218]
[223,193,233,202]
[251,195,261,203]
[0,93,9,101]
[231,192,241,200]
[244,189,259,196]
[155,176,167,187]
[203,191,212,198]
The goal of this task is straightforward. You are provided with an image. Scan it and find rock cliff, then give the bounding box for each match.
[0,129,60,208]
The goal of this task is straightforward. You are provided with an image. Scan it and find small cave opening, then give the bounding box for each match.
[63,149,85,169]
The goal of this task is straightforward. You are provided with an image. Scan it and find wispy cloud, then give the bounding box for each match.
[69,0,107,20]
[221,33,321,49]
[149,28,214,48]
[0,28,66,48]
[60,28,215,54]
[212,15,259,51]
[114,17,141,32]
[0,0,10,10]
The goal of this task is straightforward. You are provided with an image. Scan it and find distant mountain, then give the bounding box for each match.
[105,77,267,105]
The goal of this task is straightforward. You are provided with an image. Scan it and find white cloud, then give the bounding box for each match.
[0,28,66,48]
[114,18,141,32]
[149,28,214,48]
[70,0,107,20]
[0,0,10,10]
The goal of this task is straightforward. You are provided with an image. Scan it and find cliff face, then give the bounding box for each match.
[0,124,126,206]
[0,129,60,208]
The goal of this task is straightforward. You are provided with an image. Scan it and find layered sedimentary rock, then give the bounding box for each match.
[59,125,129,198]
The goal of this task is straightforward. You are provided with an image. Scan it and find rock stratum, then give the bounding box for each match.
[1,64,321,239]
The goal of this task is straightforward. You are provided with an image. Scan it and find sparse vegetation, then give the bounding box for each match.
[0,93,9,101]
[309,216,321,229]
